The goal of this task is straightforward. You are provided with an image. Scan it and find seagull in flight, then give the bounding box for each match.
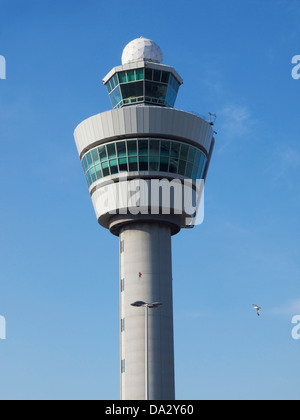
[252,304,261,316]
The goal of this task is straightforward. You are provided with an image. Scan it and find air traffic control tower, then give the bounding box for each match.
[74,37,215,400]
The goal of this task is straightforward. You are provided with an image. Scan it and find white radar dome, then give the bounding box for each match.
[121,37,163,65]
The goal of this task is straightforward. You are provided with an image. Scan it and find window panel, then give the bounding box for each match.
[138,139,148,156]
[185,162,193,178]
[145,81,167,100]
[109,85,122,108]
[113,74,118,87]
[117,141,126,157]
[118,157,128,172]
[153,70,161,82]
[160,140,170,156]
[150,139,160,155]
[106,81,112,94]
[91,148,100,165]
[86,170,92,187]
[194,150,201,167]
[82,155,88,172]
[107,143,117,159]
[180,144,189,160]
[86,153,93,167]
[149,155,159,171]
[187,147,196,163]
[135,68,144,80]
[145,68,153,80]
[178,160,186,176]
[101,161,110,176]
[170,142,180,158]
[160,156,169,172]
[166,86,177,107]
[139,155,148,171]
[169,158,178,174]
[127,140,137,156]
[192,164,198,180]
[109,159,119,174]
[161,71,170,84]
[90,166,96,183]
[118,71,127,84]
[127,70,135,82]
[121,81,143,100]
[99,145,107,162]
[128,156,138,171]
[110,76,116,90]
[95,164,102,179]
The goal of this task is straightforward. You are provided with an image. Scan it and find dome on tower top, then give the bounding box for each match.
[121,37,163,65]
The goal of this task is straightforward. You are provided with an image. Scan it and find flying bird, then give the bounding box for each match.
[252,304,261,316]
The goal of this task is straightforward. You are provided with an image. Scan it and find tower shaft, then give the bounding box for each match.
[119,222,175,400]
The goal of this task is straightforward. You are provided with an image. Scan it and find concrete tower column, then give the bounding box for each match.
[119,222,175,400]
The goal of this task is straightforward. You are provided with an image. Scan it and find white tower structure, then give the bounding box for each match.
[74,37,215,400]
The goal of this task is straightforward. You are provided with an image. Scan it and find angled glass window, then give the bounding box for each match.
[150,139,160,155]
[194,150,201,167]
[160,156,169,172]
[187,147,196,163]
[169,158,178,174]
[91,148,100,165]
[101,161,110,177]
[149,155,159,171]
[95,164,102,179]
[138,139,148,155]
[107,143,117,159]
[117,141,126,158]
[109,85,122,108]
[128,156,138,171]
[118,157,128,172]
[135,68,144,80]
[185,162,193,178]
[192,164,198,180]
[178,160,186,176]
[118,71,127,84]
[86,153,93,168]
[180,144,189,160]
[139,155,148,171]
[145,68,153,80]
[171,142,180,158]
[109,159,118,175]
[145,82,167,100]
[82,155,88,172]
[127,70,135,82]
[90,166,96,183]
[99,145,107,162]
[121,82,143,101]
[153,70,161,82]
[127,140,137,156]
[160,140,170,156]
[161,71,170,84]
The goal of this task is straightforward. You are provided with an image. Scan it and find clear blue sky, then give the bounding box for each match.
[0,0,300,400]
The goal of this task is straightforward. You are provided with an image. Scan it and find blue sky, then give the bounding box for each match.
[0,0,299,400]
